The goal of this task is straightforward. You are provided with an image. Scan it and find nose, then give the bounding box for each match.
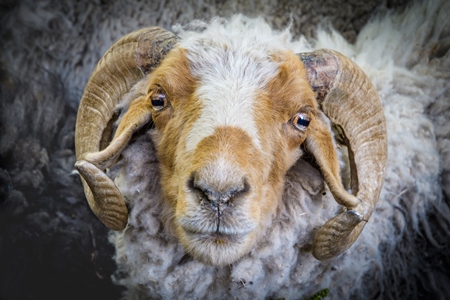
[188,172,249,215]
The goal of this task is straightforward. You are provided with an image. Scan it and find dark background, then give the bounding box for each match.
[1,0,448,299]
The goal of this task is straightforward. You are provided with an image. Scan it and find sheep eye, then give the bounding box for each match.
[150,90,169,111]
[292,112,311,131]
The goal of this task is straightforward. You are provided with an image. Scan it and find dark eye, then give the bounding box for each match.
[291,112,311,131]
[150,89,169,111]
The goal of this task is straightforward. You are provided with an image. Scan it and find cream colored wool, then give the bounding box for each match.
[106,1,450,299]
[1,0,448,298]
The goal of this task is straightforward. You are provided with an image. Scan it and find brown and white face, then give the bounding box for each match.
[74,27,387,265]
[146,46,318,265]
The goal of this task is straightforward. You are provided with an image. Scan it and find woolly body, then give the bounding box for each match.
[0,0,448,299]
[107,1,450,298]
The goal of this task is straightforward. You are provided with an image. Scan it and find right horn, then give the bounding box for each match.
[298,49,388,260]
[75,27,179,230]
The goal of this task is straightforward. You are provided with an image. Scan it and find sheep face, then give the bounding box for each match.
[145,45,318,265]
[75,27,386,264]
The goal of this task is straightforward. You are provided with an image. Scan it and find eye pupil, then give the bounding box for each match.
[292,113,311,131]
[296,116,310,127]
[151,95,165,107]
[150,90,168,110]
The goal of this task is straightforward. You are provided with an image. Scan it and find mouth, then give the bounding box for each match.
[177,219,258,265]
[177,205,257,237]
[183,228,245,245]
[175,200,260,265]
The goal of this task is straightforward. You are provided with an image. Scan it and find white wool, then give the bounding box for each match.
[108,1,450,299]
[175,15,318,55]
[174,16,312,155]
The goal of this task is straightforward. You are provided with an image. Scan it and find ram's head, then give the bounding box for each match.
[75,27,387,265]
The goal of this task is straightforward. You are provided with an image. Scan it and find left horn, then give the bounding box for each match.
[75,27,179,230]
[298,49,388,260]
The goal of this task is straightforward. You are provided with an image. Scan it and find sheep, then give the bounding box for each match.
[75,17,386,297]
[72,1,450,299]
[1,0,448,299]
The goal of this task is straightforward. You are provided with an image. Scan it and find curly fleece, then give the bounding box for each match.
[105,1,450,299]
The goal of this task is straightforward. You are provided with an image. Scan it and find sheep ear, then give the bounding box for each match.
[81,96,152,169]
[305,113,360,209]
[305,112,366,259]
[75,97,152,230]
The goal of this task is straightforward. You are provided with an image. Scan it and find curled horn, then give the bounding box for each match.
[298,49,388,260]
[75,27,179,230]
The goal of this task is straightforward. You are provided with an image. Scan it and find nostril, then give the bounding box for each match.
[187,173,250,206]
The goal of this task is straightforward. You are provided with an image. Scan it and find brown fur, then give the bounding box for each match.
[120,48,341,265]
[92,45,353,264]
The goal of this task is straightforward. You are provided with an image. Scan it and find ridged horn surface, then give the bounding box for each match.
[298,49,388,260]
[75,27,179,230]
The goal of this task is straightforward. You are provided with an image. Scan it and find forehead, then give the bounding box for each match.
[182,39,280,91]
[176,37,282,151]
[153,29,314,153]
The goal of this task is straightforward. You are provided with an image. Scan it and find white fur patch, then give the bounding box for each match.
[177,16,292,152]
[185,80,265,152]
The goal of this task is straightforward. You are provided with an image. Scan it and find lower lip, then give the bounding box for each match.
[184,229,243,245]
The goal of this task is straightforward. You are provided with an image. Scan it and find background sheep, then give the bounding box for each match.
[1,0,449,299]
